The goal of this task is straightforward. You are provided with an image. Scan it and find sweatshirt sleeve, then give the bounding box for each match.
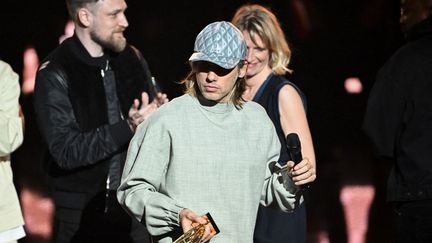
[0,61,23,157]
[117,114,184,237]
[260,124,299,212]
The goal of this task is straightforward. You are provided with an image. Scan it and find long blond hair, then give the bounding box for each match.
[232,4,292,75]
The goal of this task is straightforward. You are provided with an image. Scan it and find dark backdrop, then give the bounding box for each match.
[1,0,403,242]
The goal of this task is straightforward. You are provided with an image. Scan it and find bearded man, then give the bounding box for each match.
[33,0,168,242]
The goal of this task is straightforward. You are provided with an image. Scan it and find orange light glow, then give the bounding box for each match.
[21,47,39,94]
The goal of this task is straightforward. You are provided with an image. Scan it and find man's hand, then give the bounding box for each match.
[127,92,170,131]
[154,92,169,107]
[127,92,157,131]
[179,209,215,242]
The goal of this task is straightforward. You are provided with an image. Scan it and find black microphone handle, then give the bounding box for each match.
[286,133,310,192]
[286,133,303,165]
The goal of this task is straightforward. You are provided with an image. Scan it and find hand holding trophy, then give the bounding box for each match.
[174,210,219,243]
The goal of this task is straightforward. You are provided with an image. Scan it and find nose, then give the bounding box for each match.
[246,48,254,62]
[206,71,217,82]
[119,13,129,28]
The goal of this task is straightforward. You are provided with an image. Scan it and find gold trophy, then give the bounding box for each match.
[174,213,219,243]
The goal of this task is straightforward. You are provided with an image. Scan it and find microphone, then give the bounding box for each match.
[268,133,303,176]
[286,133,310,192]
[286,133,302,165]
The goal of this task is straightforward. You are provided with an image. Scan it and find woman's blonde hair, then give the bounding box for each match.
[232,4,292,75]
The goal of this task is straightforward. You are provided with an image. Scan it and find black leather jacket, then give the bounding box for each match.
[34,35,151,209]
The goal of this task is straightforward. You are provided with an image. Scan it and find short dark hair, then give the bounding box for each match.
[66,0,99,21]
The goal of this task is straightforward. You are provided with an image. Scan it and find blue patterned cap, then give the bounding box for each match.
[189,21,247,69]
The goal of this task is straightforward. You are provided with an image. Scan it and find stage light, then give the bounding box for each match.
[344,77,363,94]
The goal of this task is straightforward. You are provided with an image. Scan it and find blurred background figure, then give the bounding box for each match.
[0,60,26,243]
[363,0,432,242]
[232,4,316,243]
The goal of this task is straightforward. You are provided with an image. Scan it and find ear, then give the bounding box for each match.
[238,61,248,78]
[77,8,92,27]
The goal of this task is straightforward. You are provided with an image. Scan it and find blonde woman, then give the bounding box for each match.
[233,4,316,243]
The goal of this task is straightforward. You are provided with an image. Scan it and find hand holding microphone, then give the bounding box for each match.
[286,133,315,187]
[276,133,302,192]
[267,133,315,192]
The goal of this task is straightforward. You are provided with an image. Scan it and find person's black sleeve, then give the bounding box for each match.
[33,65,133,170]
[363,62,404,158]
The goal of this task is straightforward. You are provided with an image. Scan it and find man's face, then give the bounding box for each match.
[400,0,431,33]
[193,61,246,103]
[88,0,129,52]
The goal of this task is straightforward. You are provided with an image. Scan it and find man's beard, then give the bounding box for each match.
[90,30,127,53]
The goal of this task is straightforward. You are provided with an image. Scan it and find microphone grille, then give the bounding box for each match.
[286,133,300,148]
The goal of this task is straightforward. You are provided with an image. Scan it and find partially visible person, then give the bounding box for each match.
[232,4,316,243]
[363,0,432,242]
[118,21,304,243]
[33,0,168,242]
[0,60,26,243]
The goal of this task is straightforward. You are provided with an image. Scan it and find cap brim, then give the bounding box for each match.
[189,52,238,69]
